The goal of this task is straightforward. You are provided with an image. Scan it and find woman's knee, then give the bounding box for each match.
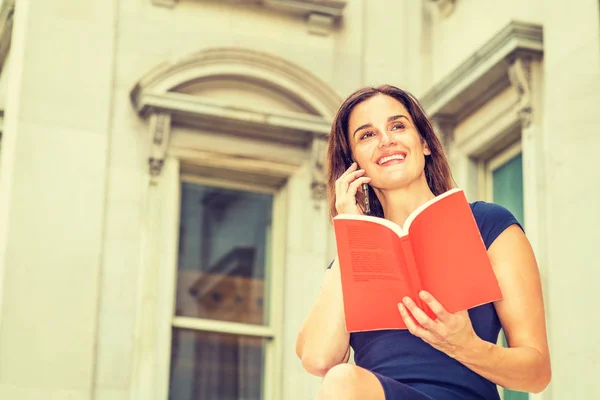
[324,363,356,385]
[317,364,384,400]
[317,364,356,399]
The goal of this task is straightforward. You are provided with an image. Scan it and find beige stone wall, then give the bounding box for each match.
[542,0,600,398]
[0,1,116,399]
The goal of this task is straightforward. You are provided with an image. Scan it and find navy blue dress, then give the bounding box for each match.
[329,201,522,400]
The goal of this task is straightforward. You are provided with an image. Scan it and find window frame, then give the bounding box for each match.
[479,140,525,400]
[128,47,342,400]
[479,140,523,201]
[154,157,287,400]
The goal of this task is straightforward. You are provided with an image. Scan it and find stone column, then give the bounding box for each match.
[542,0,600,398]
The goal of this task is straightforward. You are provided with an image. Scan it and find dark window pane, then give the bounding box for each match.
[176,182,273,325]
[169,329,265,400]
[492,153,524,226]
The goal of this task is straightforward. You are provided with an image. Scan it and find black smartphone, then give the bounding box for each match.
[361,181,370,215]
[345,156,370,215]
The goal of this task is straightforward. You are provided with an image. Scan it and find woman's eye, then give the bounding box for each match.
[391,123,406,130]
[360,131,375,140]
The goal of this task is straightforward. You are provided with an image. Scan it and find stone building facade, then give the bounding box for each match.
[0,0,598,399]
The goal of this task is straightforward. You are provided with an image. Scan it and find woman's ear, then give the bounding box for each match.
[423,141,432,156]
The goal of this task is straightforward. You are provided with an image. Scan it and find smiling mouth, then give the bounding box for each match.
[377,153,407,165]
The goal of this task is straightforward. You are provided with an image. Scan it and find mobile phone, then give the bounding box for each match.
[362,182,370,215]
[345,156,370,215]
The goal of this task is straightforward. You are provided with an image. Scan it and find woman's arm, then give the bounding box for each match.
[458,224,551,392]
[296,259,350,377]
[398,225,551,393]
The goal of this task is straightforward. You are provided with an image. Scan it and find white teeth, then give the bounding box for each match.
[378,154,406,165]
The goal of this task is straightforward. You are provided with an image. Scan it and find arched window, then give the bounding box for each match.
[129,47,341,400]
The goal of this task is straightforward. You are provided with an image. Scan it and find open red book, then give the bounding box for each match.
[333,188,503,332]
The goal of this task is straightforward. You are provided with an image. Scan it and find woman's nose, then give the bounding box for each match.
[379,130,397,147]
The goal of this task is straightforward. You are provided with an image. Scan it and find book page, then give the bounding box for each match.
[404,188,461,232]
[346,224,402,283]
[333,219,414,332]
[333,213,406,237]
[408,190,502,314]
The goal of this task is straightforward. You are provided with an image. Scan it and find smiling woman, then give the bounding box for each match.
[295,85,551,400]
[326,86,454,220]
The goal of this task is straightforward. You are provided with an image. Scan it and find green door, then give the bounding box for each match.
[491,152,528,400]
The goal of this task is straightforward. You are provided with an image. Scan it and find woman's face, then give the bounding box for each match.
[347,94,431,190]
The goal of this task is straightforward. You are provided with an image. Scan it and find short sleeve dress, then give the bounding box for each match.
[327,201,522,400]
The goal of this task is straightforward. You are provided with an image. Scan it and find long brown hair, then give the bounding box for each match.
[326,84,455,220]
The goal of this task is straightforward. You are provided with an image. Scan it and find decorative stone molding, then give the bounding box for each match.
[307,12,335,36]
[427,0,456,18]
[131,47,341,118]
[135,91,331,142]
[421,21,543,128]
[265,0,346,17]
[507,56,533,129]
[310,137,328,204]
[148,113,172,183]
[150,0,347,35]
[266,0,345,35]
[131,47,340,200]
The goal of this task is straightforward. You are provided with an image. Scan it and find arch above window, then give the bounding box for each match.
[131,47,340,118]
[130,47,341,200]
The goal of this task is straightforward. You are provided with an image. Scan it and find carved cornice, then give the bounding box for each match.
[132,48,340,195]
[131,47,341,118]
[135,91,331,143]
[264,0,346,18]
[151,0,347,34]
[421,21,543,124]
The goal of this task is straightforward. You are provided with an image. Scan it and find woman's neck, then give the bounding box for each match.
[376,178,436,227]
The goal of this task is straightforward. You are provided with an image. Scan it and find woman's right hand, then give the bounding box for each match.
[334,162,372,215]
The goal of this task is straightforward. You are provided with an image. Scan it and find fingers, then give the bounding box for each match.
[349,176,371,193]
[334,163,372,214]
[418,291,452,323]
[339,161,358,178]
[401,297,438,331]
[336,168,367,190]
[398,303,434,342]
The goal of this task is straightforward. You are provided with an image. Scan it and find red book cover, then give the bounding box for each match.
[333,189,503,332]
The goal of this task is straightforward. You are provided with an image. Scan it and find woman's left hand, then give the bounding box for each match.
[398,291,478,359]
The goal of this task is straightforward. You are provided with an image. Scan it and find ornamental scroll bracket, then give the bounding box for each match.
[148,112,172,184]
[508,56,533,129]
[310,136,328,210]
